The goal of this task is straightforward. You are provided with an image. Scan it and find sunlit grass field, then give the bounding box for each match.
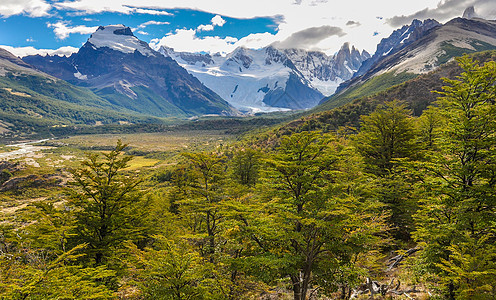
[59,130,235,153]
[0,129,238,221]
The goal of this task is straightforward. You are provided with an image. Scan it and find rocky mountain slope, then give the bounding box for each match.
[320,17,496,110]
[280,50,496,136]
[0,47,162,140]
[355,19,441,77]
[23,25,237,118]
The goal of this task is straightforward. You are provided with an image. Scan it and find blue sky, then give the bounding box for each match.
[1,0,494,57]
[0,9,278,49]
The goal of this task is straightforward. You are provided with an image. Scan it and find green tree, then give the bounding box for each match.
[413,56,496,298]
[69,140,149,265]
[0,244,115,299]
[417,106,444,151]
[127,236,220,300]
[354,100,418,241]
[354,100,418,176]
[173,152,262,299]
[230,148,260,187]
[179,152,226,260]
[258,131,386,300]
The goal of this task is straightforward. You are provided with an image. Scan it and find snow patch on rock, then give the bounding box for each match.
[88,25,154,56]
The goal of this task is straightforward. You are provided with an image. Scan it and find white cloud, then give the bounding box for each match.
[0,45,79,57]
[149,28,279,54]
[0,0,51,17]
[197,14,226,31]
[387,0,496,26]
[53,1,172,15]
[131,7,172,15]
[236,32,279,49]
[211,15,226,27]
[137,20,170,28]
[54,0,452,54]
[197,24,214,31]
[149,29,238,53]
[137,30,149,35]
[47,21,99,40]
[11,0,493,54]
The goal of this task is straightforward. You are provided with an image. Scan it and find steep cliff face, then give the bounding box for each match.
[283,43,370,96]
[355,19,441,77]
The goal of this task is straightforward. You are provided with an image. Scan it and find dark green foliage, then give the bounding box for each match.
[0,169,12,185]
[153,169,174,183]
[436,40,496,65]
[413,56,496,298]
[230,148,260,186]
[68,140,150,265]
[354,100,418,176]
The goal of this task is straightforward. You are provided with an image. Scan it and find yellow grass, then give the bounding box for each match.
[124,157,161,170]
[59,130,234,152]
[2,88,31,97]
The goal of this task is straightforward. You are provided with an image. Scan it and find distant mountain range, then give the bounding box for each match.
[22,25,370,115]
[23,25,237,118]
[1,14,496,138]
[161,43,369,113]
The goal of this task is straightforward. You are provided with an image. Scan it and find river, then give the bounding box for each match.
[0,139,51,160]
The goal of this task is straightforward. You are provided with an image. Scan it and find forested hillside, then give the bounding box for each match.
[1,55,495,299]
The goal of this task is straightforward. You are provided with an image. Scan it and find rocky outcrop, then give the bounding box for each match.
[355,19,441,77]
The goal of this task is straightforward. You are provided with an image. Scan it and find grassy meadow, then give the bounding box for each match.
[0,129,237,223]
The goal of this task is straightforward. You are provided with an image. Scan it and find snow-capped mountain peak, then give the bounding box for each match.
[159,45,326,113]
[158,42,370,113]
[223,47,254,70]
[283,43,370,96]
[87,25,154,57]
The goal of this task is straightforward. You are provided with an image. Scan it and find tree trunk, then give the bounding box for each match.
[301,266,312,300]
[291,269,312,300]
[291,274,302,300]
[340,285,347,299]
[95,252,103,265]
[447,280,455,300]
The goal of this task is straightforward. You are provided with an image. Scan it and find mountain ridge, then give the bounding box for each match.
[160,42,369,113]
[318,17,496,110]
[23,25,238,118]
